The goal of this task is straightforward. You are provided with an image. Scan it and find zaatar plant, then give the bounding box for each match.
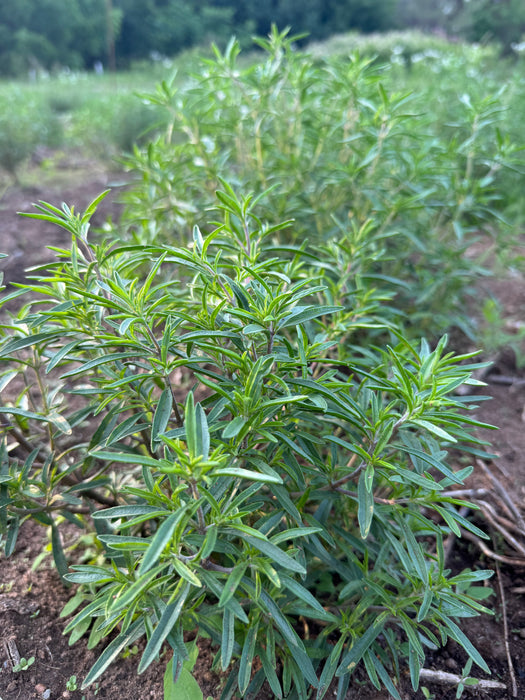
[0,185,495,698]
[118,28,522,340]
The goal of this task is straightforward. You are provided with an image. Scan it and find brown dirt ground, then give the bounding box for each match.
[0,156,524,700]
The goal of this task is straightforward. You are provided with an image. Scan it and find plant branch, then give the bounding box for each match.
[418,668,506,691]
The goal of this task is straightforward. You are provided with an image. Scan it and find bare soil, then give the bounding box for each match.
[1,156,524,699]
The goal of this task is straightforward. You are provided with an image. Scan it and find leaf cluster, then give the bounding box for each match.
[0,185,496,698]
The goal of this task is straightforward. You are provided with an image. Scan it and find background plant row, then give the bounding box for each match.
[1,0,525,77]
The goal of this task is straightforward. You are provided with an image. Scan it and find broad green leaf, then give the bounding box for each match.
[164,666,203,700]
[221,416,246,439]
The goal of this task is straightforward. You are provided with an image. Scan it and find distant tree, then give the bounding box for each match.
[113,0,235,65]
[0,0,106,75]
[452,0,525,52]
[206,0,398,42]
[396,0,449,30]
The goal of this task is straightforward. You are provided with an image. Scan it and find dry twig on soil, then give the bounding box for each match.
[495,562,519,697]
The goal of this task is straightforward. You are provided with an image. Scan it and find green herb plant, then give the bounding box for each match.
[0,183,496,699]
[118,28,522,340]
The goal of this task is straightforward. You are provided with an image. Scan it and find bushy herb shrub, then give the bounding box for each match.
[118,29,521,339]
[0,184,496,698]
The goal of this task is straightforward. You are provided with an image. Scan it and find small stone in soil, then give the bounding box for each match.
[445,657,459,670]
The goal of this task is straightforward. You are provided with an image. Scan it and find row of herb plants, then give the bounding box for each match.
[0,28,521,700]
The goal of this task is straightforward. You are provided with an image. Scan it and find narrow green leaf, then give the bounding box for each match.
[357,471,374,539]
[401,522,428,583]
[64,565,115,585]
[195,402,210,460]
[337,612,388,675]
[260,643,283,698]
[238,620,258,695]
[151,387,173,449]
[172,557,202,587]
[408,643,421,691]
[138,582,191,674]
[280,574,337,620]
[410,418,457,443]
[369,653,402,700]
[258,589,304,652]
[89,451,162,470]
[51,522,69,583]
[92,504,168,520]
[213,466,282,484]
[68,616,92,646]
[441,616,490,673]
[418,588,434,622]
[185,392,197,458]
[110,564,166,613]
[221,608,235,671]
[81,619,145,688]
[61,351,141,377]
[219,561,248,607]
[139,512,180,574]
[2,331,65,354]
[270,526,322,545]
[239,534,306,574]
[278,305,342,329]
[46,339,84,373]
[317,637,346,700]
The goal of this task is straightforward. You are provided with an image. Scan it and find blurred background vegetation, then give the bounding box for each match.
[1,0,525,77]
